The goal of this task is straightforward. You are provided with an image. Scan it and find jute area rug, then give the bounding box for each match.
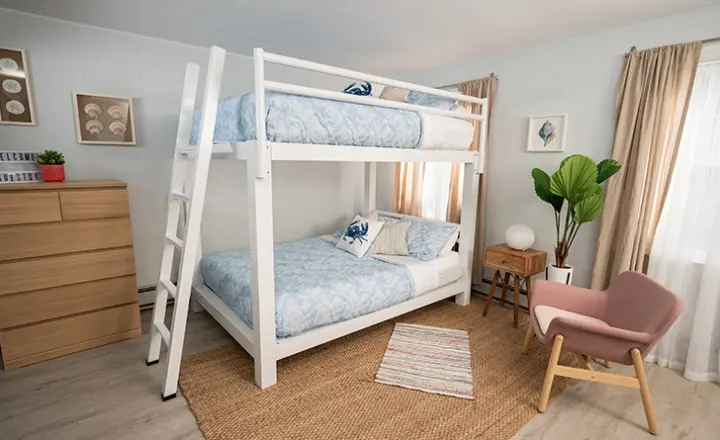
[179,298,576,440]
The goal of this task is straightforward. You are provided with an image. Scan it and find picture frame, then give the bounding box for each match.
[526,114,568,152]
[0,46,36,125]
[72,92,136,145]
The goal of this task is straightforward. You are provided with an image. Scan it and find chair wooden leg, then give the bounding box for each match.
[500,272,511,307]
[482,270,500,317]
[631,348,658,435]
[512,275,521,328]
[522,322,534,354]
[538,334,563,413]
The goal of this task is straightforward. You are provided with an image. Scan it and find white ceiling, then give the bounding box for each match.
[1,0,718,73]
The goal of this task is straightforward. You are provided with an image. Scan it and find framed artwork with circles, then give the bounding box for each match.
[72,93,136,145]
[0,46,35,125]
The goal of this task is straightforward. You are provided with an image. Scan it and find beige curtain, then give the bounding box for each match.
[590,42,701,290]
[448,76,498,283]
[393,162,425,216]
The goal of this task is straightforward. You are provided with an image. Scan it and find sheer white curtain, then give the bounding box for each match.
[647,57,720,382]
[421,162,454,221]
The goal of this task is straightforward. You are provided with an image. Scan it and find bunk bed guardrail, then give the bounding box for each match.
[253,48,488,178]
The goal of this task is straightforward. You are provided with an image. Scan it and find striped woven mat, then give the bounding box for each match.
[375,323,473,399]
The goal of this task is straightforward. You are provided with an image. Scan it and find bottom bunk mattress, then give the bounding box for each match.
[199,237,462,338]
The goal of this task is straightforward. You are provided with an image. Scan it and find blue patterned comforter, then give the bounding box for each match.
[199,237,415,338]
[189,92,422,147]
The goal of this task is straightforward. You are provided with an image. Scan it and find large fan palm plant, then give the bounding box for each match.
[532,155,622,269]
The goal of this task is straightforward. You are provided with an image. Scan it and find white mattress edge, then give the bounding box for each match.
[419,112,474,150]
[372,252,462,296]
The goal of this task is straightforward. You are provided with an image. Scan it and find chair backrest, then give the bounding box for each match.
[605,272,684,343]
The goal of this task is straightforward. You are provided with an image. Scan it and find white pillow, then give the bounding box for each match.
[439,230,460,256]
[335,215,384,257]
[369,221,410,256]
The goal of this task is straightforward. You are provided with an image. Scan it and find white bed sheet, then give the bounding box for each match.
[419,113,474,150]
[373,252,462,296]
[320,234,463,295]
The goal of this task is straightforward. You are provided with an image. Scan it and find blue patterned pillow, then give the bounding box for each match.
[378,215,459,261]
[405,91,456,110]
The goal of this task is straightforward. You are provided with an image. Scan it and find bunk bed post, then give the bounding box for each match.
[456,105,486,306]
[248,48,278,388]
[364,162,377,213]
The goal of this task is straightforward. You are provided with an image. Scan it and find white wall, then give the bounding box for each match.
[379,5,720,287]
[0,9,364,287]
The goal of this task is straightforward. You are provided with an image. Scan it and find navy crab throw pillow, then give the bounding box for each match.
[335,215,384,257]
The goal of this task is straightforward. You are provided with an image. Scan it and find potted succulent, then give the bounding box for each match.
[531,154,621,284]
[36,150,66,182]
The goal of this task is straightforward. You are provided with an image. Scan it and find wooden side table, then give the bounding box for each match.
[481,244,547,327]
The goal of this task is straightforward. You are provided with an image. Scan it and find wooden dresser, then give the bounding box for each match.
[0,180,141,369]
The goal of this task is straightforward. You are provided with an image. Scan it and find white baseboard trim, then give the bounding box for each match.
[138,288,156,306]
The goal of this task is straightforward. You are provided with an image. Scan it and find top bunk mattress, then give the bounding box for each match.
[189,92,474,150]
[199,237,462,338]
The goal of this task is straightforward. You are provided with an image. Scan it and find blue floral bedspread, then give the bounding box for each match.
[189,92,422,148]
[199,237,415,338]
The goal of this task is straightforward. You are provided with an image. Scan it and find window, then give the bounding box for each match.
[653,45,720,264]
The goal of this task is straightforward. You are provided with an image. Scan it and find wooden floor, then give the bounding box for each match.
[1,306,718,440]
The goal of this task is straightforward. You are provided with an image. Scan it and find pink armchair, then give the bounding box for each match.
[522,272,683,435]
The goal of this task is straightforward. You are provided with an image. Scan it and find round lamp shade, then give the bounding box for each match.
[505,224,535,251]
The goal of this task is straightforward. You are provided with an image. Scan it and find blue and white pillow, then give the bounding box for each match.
[335,215,384,257]
[342,81,372,96]
[378,214,459,261]
[405,91,457,110]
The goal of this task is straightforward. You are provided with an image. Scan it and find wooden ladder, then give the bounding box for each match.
[145,46,225,401]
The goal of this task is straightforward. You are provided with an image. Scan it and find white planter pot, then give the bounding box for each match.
[546,265,574,285]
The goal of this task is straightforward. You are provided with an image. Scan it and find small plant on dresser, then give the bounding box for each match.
[36,149,66,182]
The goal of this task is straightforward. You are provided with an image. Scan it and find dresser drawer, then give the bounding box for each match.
[0,303,141,369]
[0,192,62,226]
[59,189,130,220]
[0,276,137,329]
[0,247,136,296]
[0,218,133,262]
[484,248,527,274]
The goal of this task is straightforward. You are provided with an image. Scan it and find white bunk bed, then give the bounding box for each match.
[146,46,487,401]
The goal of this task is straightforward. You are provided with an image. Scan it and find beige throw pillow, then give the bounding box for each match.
[369,221,410,256]
[379,86,409,102]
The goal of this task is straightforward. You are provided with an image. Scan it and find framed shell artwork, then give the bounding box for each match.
[73,93,136,145]
[526,114,568,152]
[0,46,35,125]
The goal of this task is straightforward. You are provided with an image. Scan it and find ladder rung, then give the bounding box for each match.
[166,234,185,249]
[155,322,171,346]
[160,278,177,299]
[171,190,190,202]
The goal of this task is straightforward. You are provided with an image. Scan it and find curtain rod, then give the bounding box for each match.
[630,36,720,52]
[438,72,498,90]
